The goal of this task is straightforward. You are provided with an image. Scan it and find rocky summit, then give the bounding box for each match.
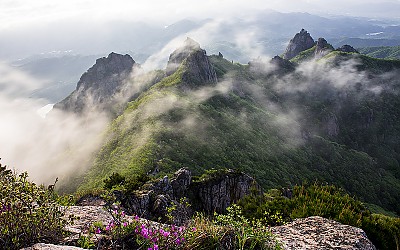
[166,37,217,87]
[282,28,315,60]
[314,37,334,58]
[54,52,135,113]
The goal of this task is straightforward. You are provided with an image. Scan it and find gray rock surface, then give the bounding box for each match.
[271,216,376,250]
[196,169,260,213]
[116,168,258,223]
[336,45,359,53]
[314,38,334,58]
[54,52,135,113]
[21,244,85,250]
[23,212,377,250]
[166,37,217,87]
[283,29,315,60]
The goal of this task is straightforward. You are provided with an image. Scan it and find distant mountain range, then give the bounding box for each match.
[7,11,400,103]
[358,46,400,60]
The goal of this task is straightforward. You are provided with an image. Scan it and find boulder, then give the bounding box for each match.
[271,216,376,250]
[21,244,85,250]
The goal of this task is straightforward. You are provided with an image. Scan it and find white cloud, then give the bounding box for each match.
[1,0,399,31]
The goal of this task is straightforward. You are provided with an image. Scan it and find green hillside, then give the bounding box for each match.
[358,46,400,60]
[74,44,400,215]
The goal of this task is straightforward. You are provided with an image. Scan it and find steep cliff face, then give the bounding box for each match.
[54,52,135,113]
[282,29,315,60]
[195,170,260,213]
[314,37,334,58]
[166,37,217,87]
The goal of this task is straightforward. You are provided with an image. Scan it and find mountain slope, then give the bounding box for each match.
[72,36,400,214]
[358,46,400,60]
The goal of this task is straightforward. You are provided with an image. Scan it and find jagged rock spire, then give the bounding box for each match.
[314,38,334,58]
[54,52,135,113]
[283,29,315,60]
[166,37,201,76]
[166,37,217,87]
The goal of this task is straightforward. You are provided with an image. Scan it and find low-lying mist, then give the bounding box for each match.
[0,62,109,185]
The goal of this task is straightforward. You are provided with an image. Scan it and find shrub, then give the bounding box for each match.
[0,162,70,249]
[238,183,400,250]
[103,172,125,190]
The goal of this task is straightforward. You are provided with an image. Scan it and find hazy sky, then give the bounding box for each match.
[1,0,399,30]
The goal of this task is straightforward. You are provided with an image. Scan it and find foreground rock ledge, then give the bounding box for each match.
[271,216,376,250]
[22,207,377,250]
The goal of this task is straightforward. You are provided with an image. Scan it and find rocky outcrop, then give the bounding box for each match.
[54,52,135,113]
[115,168,259,224]
[271,216,376,250]
[283,29,315,60]
[195,169,260,213]
[22,244,85,250]
[166,37,217,87]
[337,45,359,53]
[325,112,339,137]
[314,38,334,58]
[24,212,377,250]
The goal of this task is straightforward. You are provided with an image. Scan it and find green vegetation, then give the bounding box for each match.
[73,202,281,249]
[238,183,400,250]
[290,45,316,63]
[358,46,400,60]
[0,162,71,249]
[74,51,400,216]
[103,172,150,192]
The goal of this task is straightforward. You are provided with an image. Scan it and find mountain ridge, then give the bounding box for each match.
[56,30,400,216]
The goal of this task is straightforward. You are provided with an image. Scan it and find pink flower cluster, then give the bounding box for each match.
[134,220,186,249]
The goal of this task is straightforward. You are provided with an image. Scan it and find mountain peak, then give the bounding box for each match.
[165,38,217,86]
[166,37,202,76]
[314,37,334,58]
[183,37,201,50]
[283,29,315,60]
[54,52,135,113]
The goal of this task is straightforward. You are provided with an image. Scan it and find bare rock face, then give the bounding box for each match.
[337,45,359,53]
[325,112,339,137]
[271,216,376,250]
[116,168,259,224]
[54,52,135,113]
[166,37,217,87]
[283,29,315,60]
[21,244,85,250]
[195,169,260,213]
[171,168,191,198]
[314,38,334,58]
